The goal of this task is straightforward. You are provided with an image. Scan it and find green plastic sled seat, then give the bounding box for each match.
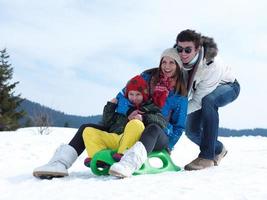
[90,149,181,176]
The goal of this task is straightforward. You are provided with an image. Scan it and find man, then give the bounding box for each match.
[175,29,240,170]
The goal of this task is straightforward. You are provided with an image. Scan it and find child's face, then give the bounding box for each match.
[128,90,143,106]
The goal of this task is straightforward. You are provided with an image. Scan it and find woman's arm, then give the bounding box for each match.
[166,96,188,150]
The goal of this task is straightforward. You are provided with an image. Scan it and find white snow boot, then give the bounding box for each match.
[109,141,147,178]
[33,144,78,179]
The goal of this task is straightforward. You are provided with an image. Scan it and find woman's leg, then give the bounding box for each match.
[139,123,169,154]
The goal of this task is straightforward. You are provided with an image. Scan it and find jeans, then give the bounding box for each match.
[185,80,240,159]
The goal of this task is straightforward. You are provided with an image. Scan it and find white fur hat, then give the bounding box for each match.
[161,48,183,67]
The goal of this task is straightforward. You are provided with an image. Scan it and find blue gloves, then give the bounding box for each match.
[116,92,132,115]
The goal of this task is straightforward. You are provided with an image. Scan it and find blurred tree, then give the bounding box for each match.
[31,109,52,135]
[64,122,69,127]
[0,48,25,131]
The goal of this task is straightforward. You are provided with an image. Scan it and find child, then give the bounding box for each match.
[82,75,167,165]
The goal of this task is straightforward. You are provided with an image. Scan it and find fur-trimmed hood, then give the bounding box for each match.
[201,36,218,62]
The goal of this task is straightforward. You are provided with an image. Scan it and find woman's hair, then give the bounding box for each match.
[146,58,187,97]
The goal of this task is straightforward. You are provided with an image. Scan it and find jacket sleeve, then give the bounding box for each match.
[102,101,117,128]
[166,96,188,150]
[115,91,133,116]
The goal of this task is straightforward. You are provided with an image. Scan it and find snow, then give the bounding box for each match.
[0,127,267,200]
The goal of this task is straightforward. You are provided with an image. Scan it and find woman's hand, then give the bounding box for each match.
[110,98,118,104]
[152,85,169,108]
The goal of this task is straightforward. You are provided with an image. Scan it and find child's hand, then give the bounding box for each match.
[133,114,143,121]
[128,110,139,120]
[128,110,143,121]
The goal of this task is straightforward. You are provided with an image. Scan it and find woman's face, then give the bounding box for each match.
[128,90,143,106]
[177,41,199,64]
[161,56,177,78]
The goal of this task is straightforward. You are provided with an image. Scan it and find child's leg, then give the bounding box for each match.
[82,127,121,158]
[117,119,145,154]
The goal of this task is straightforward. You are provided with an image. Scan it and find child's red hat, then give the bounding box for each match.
[125,75,149,102]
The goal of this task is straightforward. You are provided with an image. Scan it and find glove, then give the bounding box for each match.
[116,92,132,115]
[152,85,169,108]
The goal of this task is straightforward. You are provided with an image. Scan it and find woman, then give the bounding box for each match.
[109,48,188,177]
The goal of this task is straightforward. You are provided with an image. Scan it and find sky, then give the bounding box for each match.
[0,0,267,129]
[0,127,267,200]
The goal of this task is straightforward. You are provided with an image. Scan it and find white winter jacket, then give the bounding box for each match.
[187,48,236,114]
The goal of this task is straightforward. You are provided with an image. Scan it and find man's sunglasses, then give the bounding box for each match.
[177,46,192,54]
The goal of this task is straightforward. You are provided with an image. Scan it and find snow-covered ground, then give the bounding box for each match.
[0,127,267,200]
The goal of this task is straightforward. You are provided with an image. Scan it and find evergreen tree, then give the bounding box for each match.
[0,48,25,131]
[64,122,69,127]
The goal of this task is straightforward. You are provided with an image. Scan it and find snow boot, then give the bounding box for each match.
[184,157,214,171]
[214,145,228,166]
[109,142,147,178]
[33,144,78,179]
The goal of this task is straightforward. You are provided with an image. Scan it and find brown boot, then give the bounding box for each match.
[214,145,228,166]
[184,157,214,171]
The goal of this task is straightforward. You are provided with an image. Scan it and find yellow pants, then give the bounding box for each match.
[82,119,145,158]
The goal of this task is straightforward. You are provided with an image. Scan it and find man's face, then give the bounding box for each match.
[177,41,199,64]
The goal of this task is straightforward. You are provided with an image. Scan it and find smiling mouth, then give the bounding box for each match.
[163,70,172,73]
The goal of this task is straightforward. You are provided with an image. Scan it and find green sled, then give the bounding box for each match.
[90,149,182,176]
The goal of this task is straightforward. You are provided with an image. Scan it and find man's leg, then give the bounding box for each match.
[185,81,240,170]
[185,110,202,146]
[200,81,240,160]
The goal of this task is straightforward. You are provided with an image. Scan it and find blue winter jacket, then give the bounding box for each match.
[116,71,188,150]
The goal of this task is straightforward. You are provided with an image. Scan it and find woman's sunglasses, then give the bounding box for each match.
[177,46,192,54]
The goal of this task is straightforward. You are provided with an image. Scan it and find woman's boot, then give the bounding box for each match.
[33,144,78,179]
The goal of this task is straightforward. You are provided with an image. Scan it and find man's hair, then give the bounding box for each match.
[176,29,202,49]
